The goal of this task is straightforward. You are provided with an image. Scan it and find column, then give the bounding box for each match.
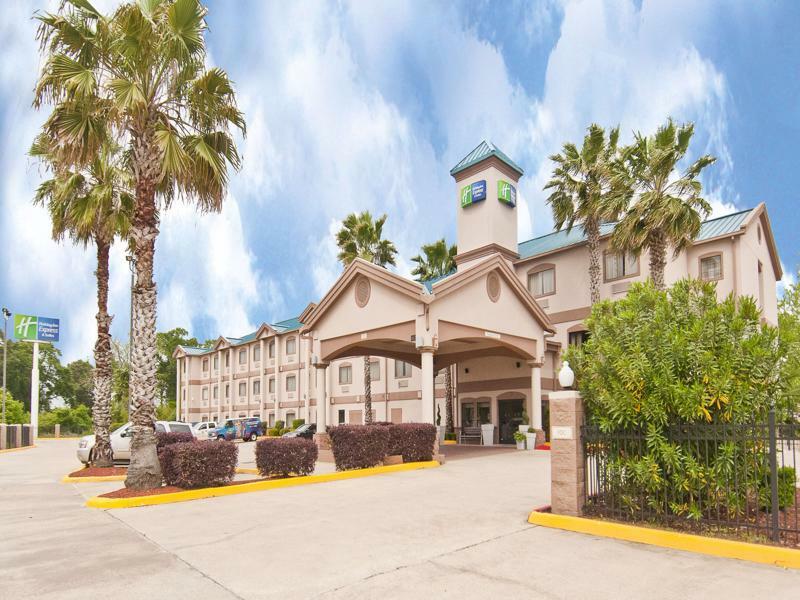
[259,339,266,419]
[275,335,282,424]
[549,390,585,516]
[175,357,181,421]
[315,363,328,431]
[420,348,435,424]
[217,351,223,422]
[31,341,39,440]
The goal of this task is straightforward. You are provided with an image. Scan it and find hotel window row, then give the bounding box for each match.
[336,359,414,384]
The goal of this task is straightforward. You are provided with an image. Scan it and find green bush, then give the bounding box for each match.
[38,405,93,435]
[444,432,457,441]
[0,392,28,424]
[274,420,285,431]
[759,467,797,511]
[267,427,281,437]
[278,428,290,436]
[291,418,305,430]
[567,279,787,522]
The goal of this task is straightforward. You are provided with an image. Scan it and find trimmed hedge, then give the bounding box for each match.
[329,425,389,470]
[255,437,317,477]
[291,418,305,429]
[388,423,437,462]
[160,440,237,488]
[156,431,194,450]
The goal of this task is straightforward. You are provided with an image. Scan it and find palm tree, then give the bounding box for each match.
[410,238,457,282]
[336,212,397,424]
[411,239,457,434]
[544,124,629,304]
[31,137,132,467]
[35,0,245,488]
[612,120,716,290]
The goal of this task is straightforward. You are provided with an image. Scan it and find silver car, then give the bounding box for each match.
[76,421,195,464]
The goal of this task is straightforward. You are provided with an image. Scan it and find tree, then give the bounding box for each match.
[35,0,245,487]
[61,360,95,409]
[156,327,199,416]
[411,239,457,433]
[31,137,132,467]
[544,124,629,303]
[1,336,66,413]
[779,271,800,400]
[336,211,397,424]
[1,391,29,425]
[612,120,716,290]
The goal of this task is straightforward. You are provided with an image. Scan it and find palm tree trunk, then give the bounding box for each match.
[649,230,667,291]
[363,355,372,424]
[125,129,163,489]
[91,239,114,467]
[586,220,601,304]
[444,365,454,434]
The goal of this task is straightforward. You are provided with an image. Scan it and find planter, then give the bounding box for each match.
[442,439,458,445]
[481,423,494,446]
[518,424,529,434]
[515,440,525,450]
[525,432,537,450]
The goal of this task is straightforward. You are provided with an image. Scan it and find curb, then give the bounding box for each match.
[87,460,441,509]
[0,445,36,454]
[527,510,800,570]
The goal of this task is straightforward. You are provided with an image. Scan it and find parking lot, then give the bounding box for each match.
[2,439,799,599]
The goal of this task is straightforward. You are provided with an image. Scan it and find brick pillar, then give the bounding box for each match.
[0,423,7,449]
[549,390,585,516]
[10,424,21,448]
[55,423,61,438]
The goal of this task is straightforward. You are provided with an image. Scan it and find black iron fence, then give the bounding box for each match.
[582,410,799,547]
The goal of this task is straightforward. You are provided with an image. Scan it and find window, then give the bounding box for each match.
[286,337,297,355]
[213,385,218,399]
[369,361,381,381]
[604,251,639,281]
[213,355,219,370]
[253,379,261,395]
[239,349,247,365]
[202,387,209,401]
[171,423,192,434]
[269,378,275,393]
[395,360,412,378]
[155,423,166,433]
[269,340,275,358]
[339,364,352,385]
[527,266,555,297]
[338,409,346,424]
[568,331,590,347]
[225,352,230,367]
[239,382,246,397]
[700,254,722,281]
[253,345,261,362]
[286,375,297,392]
[225,384,230,399]
[182,360,186,372]
[202,358,209,372]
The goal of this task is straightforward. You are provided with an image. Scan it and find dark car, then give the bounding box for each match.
[282,423,316,439]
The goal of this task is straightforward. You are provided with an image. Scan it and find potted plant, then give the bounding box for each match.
[525,426,537,450]
[513,430,526,450]
[443,432,458,445]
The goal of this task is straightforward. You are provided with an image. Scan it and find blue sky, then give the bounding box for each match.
[1,0,798,362]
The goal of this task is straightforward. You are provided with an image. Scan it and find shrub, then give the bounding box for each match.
[274,420,285,430]
[329,425,389,470]
[255,438,317,477]
[279,428,290,436]
[760,467,797,511]
[156,431,194,450]
[291,418,305,430]
[444,432,457,441]
[267,427,281,437]
[387,423,437,462]
[160,440,237,488]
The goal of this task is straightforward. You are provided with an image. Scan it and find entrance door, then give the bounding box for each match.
[498,398,524,444]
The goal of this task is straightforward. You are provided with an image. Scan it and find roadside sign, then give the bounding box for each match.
[13,314,60,343]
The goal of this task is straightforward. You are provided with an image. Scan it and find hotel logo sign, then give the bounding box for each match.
[13,314,60,342]
[460,179,487,208]
[497,180,517,207]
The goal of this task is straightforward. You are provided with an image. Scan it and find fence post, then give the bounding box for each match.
[768,408,780,542]
[549,390,585,516]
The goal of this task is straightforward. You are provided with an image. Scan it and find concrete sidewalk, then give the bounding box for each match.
[2,439,799,599]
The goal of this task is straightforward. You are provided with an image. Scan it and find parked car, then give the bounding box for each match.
[282,423,316,439]
[76,421,195,464]
[215,417,264,442]
[192,421,218,441]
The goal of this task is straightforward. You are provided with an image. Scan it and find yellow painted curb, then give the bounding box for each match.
[527,510,800,570]
[0,445,36,454]
[235,467,259,475]
[87,460,440,509]
[62,474,127,483]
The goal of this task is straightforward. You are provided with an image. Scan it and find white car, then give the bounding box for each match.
[76,421,195,464]
[192,421,218,441]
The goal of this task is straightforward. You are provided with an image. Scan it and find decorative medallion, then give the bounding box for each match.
[355,276,371,308]
[486,272,501,303]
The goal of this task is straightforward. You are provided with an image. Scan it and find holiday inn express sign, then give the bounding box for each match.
[14,314,60,342]
[460,179,487,208]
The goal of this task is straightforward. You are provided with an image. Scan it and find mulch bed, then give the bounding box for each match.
[68,466,128,478]
[99,476,270,499]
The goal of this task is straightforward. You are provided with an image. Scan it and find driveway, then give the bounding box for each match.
[2,439,799,599]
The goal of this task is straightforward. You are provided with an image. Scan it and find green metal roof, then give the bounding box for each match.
[271,316,303,333]
[450,140,524,177]
[421,269,456,293]
[517,208,754,261]
[182,346,212,356]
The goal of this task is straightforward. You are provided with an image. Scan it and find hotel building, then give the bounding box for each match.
[174,141,782,444]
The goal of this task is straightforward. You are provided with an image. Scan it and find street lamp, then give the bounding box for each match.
[2,307,11,424]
